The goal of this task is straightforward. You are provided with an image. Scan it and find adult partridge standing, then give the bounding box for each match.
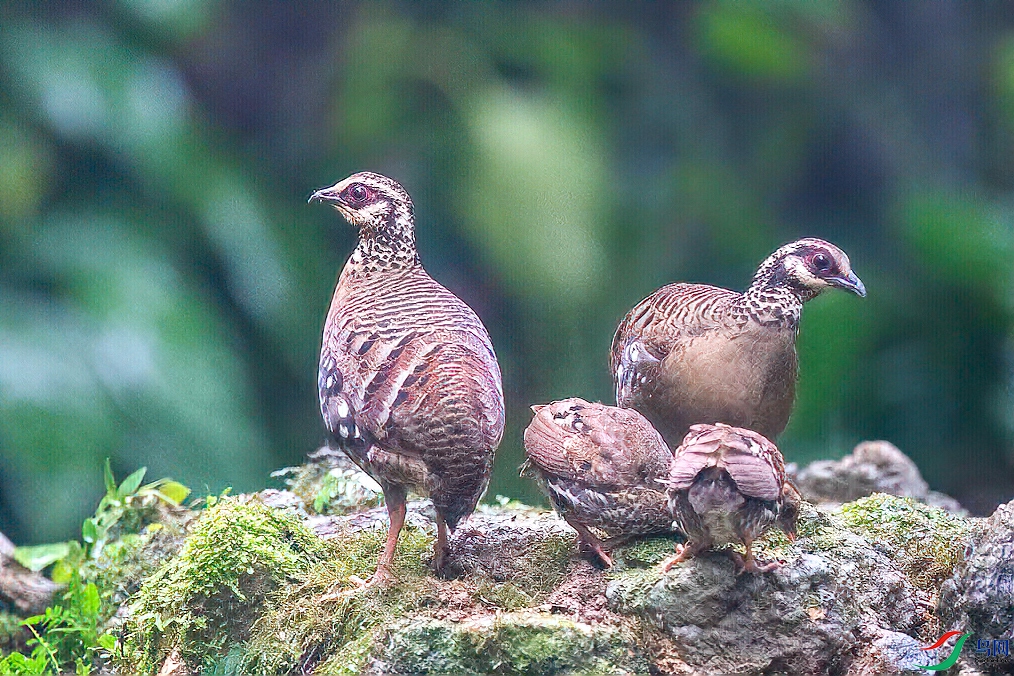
[522,398,675,567]
[611,238,865,446]
[312,172,505,587]
[663,423,800,574]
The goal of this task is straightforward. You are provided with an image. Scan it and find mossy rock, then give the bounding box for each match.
[831,493,973,593]
[122,495,329,673]
[368,613,647,675]
[103,469,993,675]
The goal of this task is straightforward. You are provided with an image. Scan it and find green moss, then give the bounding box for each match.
[376,613,647,675]
[122,496,328,673]
[837,493,973,591]
[81,523,188,619]
[615,536,683,568]
[241,526,432,675]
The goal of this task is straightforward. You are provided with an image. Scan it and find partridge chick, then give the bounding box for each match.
[312,172,505,587]
[662,423,800,574]
[611,238,865,446]
[523,398,675,567]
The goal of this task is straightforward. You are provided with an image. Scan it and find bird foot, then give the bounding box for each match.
[318,567,395,602]
[586,542,613,568]
[658,543,691,573]
[729,551,783,575]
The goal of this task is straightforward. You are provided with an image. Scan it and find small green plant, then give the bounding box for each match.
[15,460,190,582]
[0,574,117,675]
[1,461,189,675]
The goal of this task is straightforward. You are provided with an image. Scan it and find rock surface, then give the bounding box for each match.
[76,450,1014,675]
[940,497,1014,674]
[791,440,965,512]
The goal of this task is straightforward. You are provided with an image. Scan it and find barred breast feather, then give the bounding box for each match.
[321,264,504,528]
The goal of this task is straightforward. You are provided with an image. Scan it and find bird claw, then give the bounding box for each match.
[318,568,394,602]
[658,543,690,573]
[730,551,783,575]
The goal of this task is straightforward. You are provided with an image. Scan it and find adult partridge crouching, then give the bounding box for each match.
[312,172,505,588]
[663,423,800,574]
[522,398,675,567]
[611,238,865,447]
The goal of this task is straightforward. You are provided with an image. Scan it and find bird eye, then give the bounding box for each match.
[345,183,371,205]
[811,253,832,273]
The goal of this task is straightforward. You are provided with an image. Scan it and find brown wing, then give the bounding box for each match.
[610,283,741,405]
[523,398,671,488]
[321,268,504,476]
[669,423,784,501]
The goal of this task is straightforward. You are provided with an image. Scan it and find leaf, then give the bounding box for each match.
[155,481,190,506]
[117,466,147,498]
[103,458,116,496]
[80,583,101,617]
[13,543,71,571]
[96,633,117,652]
[51,559,74,584]
[81,518,99,544]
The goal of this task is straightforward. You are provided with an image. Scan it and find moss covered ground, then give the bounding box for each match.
[3,463,983,675]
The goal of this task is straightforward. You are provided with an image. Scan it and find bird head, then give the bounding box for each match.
[310,171,414,236]
[778,480,802,540]
[757,238,866,300]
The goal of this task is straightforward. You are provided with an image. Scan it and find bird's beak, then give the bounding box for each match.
[829,270,866,297]
[308,184,342,205]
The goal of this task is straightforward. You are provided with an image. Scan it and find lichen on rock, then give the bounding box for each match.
[606,494,976,675]
[367,613,646,675]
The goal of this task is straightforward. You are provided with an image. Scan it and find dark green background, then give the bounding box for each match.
[1,1,1012,543]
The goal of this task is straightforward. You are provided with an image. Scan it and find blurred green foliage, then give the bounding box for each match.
[0,1,1012,542]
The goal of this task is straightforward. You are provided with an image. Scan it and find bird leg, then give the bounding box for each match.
[729,540,782,575]
[571,522,613,568]
[433,513,450,575]
[658,539,704,573]
[320,488,405,602]
[372,492,407,585]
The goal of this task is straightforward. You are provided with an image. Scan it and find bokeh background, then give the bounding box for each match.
[1,1,1012,544]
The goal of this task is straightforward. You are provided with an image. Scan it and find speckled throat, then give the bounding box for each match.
[347,207,422,273]
[730,261,815,329]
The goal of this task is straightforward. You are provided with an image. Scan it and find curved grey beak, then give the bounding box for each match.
[308,186,341,204]
[831,270,866,297]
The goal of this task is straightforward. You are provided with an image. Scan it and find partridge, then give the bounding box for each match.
[611,238,865,446]
[662,423,800,573]
[311,172,505,587]
[522,398,675,567]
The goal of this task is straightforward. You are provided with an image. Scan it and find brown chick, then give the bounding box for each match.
[312,172,505,588]
[611,238,865,447]
[522,398,675,567]
[662,423,800,574]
